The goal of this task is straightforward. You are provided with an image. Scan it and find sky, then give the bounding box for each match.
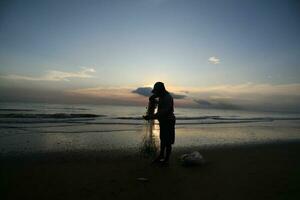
[0,0,300,112]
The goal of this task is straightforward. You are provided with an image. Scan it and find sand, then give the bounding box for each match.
[1,142,300,200]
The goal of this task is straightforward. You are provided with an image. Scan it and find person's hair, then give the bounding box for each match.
[153,82,166,93]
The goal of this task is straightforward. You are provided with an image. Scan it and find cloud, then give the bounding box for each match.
[67,83,300,112]
[170,93,186,99]
[132,87,187,99]
[208,56,220,64]
[2,67,95,81]
[67,86,148,106]
[132,87,152,97]
[1,82,300,112]
[194,99,212,106]
[176,83,300,112]
[194,98,239,110]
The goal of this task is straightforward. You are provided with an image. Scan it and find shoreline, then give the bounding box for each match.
[1,139,300,159]
[2,141,300,200]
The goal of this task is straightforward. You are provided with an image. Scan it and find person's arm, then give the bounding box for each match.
[143,95,158,120]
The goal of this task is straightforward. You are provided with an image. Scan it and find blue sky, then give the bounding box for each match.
[0,0,300,111]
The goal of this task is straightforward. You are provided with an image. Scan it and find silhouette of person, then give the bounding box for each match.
[144,82,176,164]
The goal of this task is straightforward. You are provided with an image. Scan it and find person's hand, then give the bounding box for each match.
[149,94,157,101]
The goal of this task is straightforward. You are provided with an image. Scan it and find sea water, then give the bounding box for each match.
[0,102,300,154]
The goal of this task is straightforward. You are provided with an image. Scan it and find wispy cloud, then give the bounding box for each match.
[68,86,146,105]
[1,81,300,112]
[208,56,220,64]
[2,67,96,81]
[193,98,239,110]
[175,83,300,111]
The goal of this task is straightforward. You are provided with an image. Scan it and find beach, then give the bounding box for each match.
[1,103,300,199]
[1,142,300,200]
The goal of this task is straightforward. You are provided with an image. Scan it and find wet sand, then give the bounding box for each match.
[1,142,300,200]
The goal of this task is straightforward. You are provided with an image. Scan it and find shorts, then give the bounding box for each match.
[159,119,176,145]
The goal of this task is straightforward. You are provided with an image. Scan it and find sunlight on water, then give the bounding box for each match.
[152,122,160,138]
[139,120,159,157]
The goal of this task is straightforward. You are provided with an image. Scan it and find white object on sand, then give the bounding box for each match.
[136,177,149,182]
[180,151,205,166]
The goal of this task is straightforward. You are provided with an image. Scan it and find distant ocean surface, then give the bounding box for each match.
[1,102,300,154]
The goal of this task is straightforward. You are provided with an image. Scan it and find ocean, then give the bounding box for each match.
[1,102,300,154]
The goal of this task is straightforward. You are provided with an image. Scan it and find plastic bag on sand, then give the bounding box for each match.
[180,151,205,166]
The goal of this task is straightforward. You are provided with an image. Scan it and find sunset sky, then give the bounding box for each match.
[0,0,300,112]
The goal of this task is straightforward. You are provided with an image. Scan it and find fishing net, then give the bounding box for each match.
[140,98,158,157]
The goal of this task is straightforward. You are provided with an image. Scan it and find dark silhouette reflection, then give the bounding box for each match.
[143,82,176,165]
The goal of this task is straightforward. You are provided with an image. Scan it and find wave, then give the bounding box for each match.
[0,119,298,127]
[0,113,105,119]
[83,120,273,125]
[46,107,89,111]
[0,108,35,112]
[1,114,300,127]
[115,116,300,121]
[115,116,234,120]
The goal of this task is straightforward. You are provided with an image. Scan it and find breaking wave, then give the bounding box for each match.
[1,113,300,126]
[115,116,300,121]
[0,109,35,112]
[0,113,105,119]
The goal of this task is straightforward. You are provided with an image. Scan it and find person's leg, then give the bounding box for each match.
[152,140,165,163]
[159,141,166,158]
[163,119,174,162]
[165,144,172,161]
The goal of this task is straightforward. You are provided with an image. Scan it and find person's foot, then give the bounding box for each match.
[160,159,169,166]
[151,156,164,164]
